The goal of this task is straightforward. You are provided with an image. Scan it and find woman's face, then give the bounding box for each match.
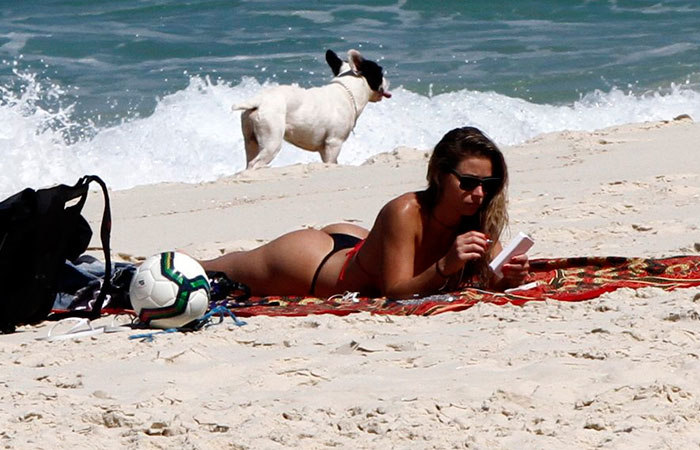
[442,156,494,216]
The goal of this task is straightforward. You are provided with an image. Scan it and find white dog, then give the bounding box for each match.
[233,49,391,169]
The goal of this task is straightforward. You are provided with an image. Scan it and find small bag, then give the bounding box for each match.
[0,175,112,333]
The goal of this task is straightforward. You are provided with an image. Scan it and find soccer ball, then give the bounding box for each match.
[129,252,210,329]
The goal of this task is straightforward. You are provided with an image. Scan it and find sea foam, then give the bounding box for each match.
[1,73,699,199]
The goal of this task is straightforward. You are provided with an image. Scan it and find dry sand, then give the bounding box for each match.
[2,118,700,449]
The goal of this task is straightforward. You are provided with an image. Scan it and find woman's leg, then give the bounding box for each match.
[200,229,335,296]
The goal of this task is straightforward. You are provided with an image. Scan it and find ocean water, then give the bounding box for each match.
[1,0,699,199]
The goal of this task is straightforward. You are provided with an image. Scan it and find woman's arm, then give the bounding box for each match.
[376,197,490,297]
[374,199,447,297]
[377,199,447,297]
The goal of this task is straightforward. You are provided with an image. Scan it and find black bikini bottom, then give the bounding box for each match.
[308,233,362,296]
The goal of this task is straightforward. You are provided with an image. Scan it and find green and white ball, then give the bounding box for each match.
[129,252,210,329]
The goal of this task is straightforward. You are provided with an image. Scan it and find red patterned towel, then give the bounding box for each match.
[223,256,700,317]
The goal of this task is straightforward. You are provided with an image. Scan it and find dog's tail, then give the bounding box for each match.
[231,98,260,112]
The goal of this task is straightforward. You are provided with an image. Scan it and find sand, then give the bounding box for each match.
[2,117,700,449]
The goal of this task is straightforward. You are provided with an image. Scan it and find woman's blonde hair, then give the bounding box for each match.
[423,126,509,285]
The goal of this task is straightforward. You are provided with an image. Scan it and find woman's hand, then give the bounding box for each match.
[439,231,491,275]
[500,253,530,288]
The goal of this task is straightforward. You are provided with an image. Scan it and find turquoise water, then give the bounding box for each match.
[1,0,699,196]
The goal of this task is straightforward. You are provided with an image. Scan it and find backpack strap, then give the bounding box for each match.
[47,175,113,320]
[81,175,112,319]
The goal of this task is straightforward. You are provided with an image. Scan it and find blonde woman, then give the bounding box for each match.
[202,127,529,297]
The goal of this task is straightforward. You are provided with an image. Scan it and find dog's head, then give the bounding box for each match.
[325,49,391,102]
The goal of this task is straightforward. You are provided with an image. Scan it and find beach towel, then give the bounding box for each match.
[48,255,700,319]
[218,256,700,317]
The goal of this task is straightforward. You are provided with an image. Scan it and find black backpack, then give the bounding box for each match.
[0,175,112,334]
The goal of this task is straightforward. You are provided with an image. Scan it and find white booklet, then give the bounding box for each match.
[489,231,535,278]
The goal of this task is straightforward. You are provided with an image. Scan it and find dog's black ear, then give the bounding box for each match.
[325,50,344,76]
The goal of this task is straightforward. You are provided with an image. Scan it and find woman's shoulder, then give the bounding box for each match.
[378,192,425,223]
[385,191,420,210]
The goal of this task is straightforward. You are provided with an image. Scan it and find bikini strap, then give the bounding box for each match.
[308,250,335,296]
[338,239,365,281]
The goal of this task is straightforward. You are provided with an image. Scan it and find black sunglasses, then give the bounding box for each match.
[450,169,501,192]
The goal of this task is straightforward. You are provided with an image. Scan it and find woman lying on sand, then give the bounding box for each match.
[202,127,529,298]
